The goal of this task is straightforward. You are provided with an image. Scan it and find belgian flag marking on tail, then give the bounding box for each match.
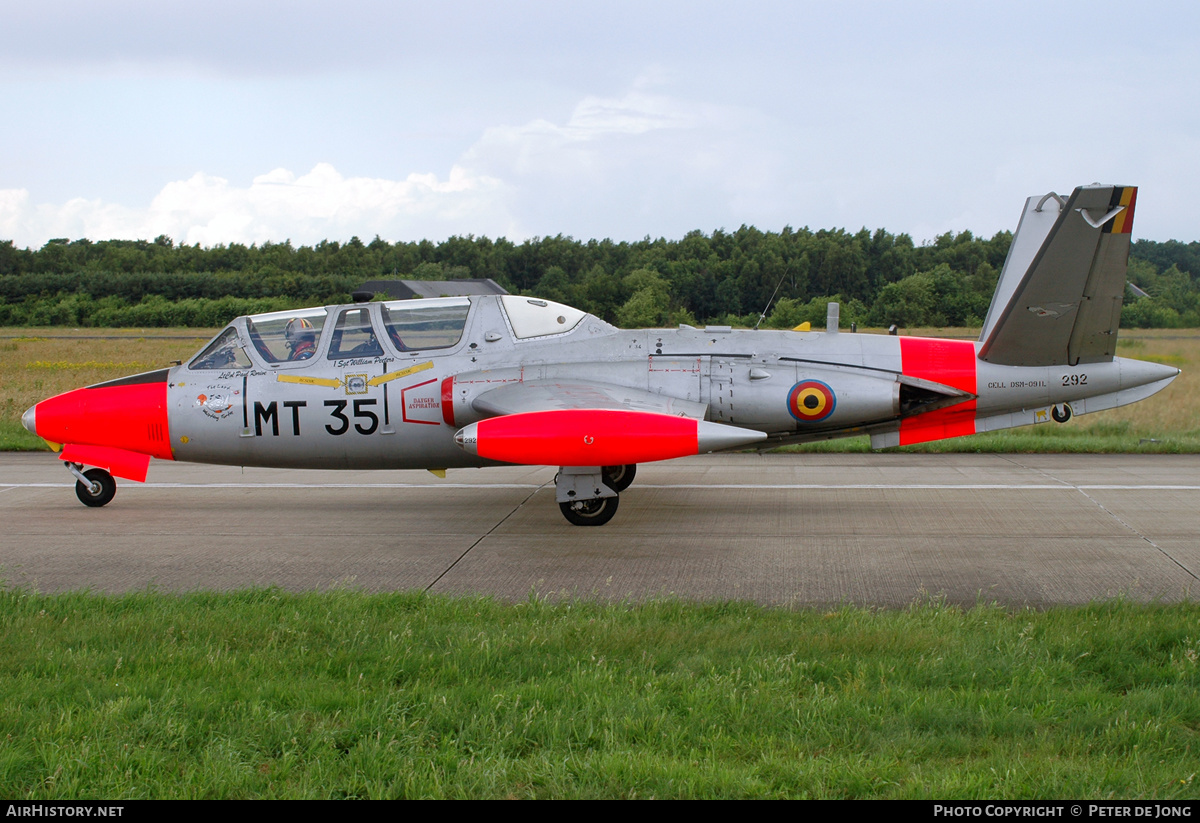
[1106,186,1137,234]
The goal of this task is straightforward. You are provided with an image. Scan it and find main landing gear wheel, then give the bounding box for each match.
[602,464,637,493]
[75,468,116,508]
[559,496,620,527]
[1052,403,1073,423]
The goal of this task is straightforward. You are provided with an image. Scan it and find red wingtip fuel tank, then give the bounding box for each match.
[454,408,767,466]
[22,369,174,482]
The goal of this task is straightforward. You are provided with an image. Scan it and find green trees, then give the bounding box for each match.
[1121,260,1200,327]
[0,229,1195,329]
[616,269,671,328]
[869,264,992,328]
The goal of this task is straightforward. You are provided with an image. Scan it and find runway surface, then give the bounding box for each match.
[1,452,1198,607]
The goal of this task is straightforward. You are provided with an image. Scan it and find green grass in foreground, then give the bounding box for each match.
[1,589,1197,799]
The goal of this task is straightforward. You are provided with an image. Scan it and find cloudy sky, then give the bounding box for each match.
[2,1,1197,249]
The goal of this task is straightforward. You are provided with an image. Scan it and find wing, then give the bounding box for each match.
[470,379,708,420]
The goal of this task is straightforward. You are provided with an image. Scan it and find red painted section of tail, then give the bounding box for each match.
[898,337,978,445]
[473,409,699,466]
[33,382,174,462]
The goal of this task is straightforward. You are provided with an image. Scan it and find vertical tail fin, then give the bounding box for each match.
[978,184,1137,367]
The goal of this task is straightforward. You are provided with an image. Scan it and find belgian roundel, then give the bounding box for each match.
[787,380,836,423]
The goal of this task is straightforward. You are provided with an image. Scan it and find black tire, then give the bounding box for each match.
[75,468,116,508]
[602,464,637,493]
[1052,404,1073,423]
[559,495,619,526]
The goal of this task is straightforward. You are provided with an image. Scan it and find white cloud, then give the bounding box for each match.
[567,91,705,137]
[463,88,736,174]
[455,87,778,237]
[1,163,508,247]
[1,84,771,248]
[12,70,1187,250]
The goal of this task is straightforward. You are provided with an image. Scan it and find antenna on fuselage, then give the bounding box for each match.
[753,260,794,330]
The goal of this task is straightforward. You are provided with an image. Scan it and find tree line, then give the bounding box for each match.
[0,230,1197,329]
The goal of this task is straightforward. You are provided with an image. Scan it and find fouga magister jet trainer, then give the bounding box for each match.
[22,184,1180,525]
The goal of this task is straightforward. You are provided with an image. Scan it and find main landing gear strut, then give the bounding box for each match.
[65,462,116,507]
[555,464,636,526]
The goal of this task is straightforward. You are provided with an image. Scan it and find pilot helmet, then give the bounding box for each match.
[285,317,315,348]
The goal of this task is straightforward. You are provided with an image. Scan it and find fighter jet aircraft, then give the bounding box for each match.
[21,184,1180,525]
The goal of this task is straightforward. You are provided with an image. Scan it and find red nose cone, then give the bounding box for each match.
[32,379,173,460]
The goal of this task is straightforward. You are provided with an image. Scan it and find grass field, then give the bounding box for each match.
[2,327,1197,452]
[0,330,211,450]
[0,590,1197,800]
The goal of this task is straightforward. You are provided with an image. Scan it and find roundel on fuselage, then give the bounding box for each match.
[787,380,836,422]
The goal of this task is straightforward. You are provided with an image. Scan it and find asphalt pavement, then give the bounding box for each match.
[1,452,1197,607]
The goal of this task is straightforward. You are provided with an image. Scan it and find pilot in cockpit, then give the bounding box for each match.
[285,318,317,360]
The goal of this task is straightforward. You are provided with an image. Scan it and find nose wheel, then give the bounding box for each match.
[67,464,117,507]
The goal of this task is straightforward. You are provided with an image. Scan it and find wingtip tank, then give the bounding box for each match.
[456,409,766,466]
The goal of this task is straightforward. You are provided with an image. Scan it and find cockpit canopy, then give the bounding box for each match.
[497,295,587,339]
[187,295,603,372]
[188,296,483,371]
[249,307,329,363]
[189,326,254,370]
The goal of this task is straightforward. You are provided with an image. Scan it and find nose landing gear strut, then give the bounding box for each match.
[65,462,117,507]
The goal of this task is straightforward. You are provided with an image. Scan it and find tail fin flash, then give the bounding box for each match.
[978,184,1137,367]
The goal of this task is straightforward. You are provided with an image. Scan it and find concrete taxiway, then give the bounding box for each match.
[1,452,1197,607]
